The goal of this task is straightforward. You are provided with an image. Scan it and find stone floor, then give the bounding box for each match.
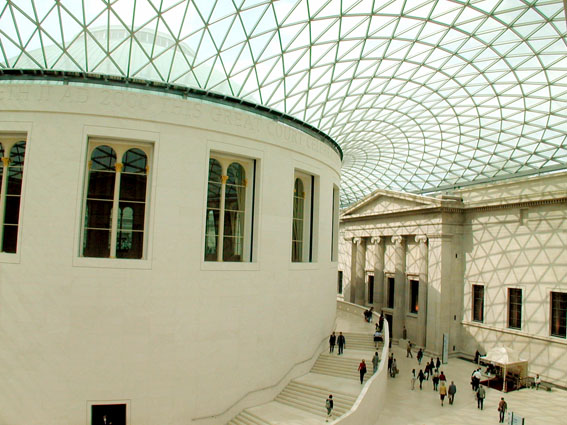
[240,310,567,424]
[338,309,567,425]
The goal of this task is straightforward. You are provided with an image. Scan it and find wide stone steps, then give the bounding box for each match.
[274,381,356,417]
[227,331,378,424]
[311,354,375,381]
[337,332,380,351]
[227,410,271,425]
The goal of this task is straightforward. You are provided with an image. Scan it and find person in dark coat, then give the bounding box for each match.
[417,369,425,389]
[337,332,346,355]
[417,348,423,364]
[329,332,336,353]
[448,381,457,405]
[325,394,333,422]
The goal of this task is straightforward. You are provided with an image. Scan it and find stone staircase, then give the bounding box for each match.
[227,332,381,425]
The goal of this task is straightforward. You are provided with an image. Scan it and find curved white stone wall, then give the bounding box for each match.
[0,83,341,425]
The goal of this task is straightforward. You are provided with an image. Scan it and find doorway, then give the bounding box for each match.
[368,274,374,304]
[91,404,126,425]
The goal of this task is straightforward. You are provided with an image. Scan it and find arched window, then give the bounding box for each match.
[291,170,317,263]
[0,139,26,253]
[82,142,150,259]
[292,178,305,262]
[204,154,254,262]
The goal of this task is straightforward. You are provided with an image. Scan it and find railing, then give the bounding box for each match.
[333,301,390,425]
[191,335,328,424]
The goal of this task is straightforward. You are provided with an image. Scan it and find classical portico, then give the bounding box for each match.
[339,189,464,356]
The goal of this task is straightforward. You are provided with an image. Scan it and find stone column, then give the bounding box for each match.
[370,236,384,311]
[415,234,428,348]
[392,235,406,340]
[350,237,366,305]
[425,235,453,355]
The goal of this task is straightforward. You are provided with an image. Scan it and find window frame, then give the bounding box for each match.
[291,170,316,263]
[80,138,152,260]
[550,291,567,338]
[472,284,484,323]
[387,275,395,309]
[0,135,27,255]
[409,279,419,314]
[507,287,522,330]
[204,152,256,263]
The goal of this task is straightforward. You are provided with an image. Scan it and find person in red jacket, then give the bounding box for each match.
[358,359,367,384]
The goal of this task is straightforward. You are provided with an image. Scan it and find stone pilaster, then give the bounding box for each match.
[392,235,406,340]
[370,236,384,311]
[415,234,428,348]
[349,237,366,305]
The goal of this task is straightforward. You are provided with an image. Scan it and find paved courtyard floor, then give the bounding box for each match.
[336,310,567,425]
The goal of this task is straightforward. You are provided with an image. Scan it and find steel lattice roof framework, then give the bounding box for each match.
[1,0,566,207]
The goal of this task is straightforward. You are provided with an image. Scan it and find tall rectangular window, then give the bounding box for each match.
[387,277,395,309]
[472,284,484,322]
[409,279,419,313]
[292,171,316,262]
[0,137,26,253]
[337,271,343,294]
[205,153,256,262]
[508,288,522,329]
[551,292,567,338]
[82,141,150,259]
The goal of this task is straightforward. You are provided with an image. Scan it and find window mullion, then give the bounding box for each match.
[110,162,122,258]
[218,174,228,262]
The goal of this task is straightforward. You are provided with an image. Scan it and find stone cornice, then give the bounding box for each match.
[465,197,567,213]
[341,197,566,222]
[341,205,463,222]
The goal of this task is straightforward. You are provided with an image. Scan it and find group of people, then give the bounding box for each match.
[363,306,374,322]
[328,331,346,355]
[387,353,398,377]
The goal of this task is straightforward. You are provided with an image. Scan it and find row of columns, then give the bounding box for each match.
[347,234,429,347]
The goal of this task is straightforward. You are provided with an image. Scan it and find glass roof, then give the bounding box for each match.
[1,0,566,207]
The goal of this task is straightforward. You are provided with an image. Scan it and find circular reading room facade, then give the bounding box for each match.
[0,75,342,425]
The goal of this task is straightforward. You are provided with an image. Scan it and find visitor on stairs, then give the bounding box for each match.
[374,330,382,348]
[329,332,336,353]
[358,359,367,384]
[372,351,380,374]
[337,332,346,355]
[325,394,333,422]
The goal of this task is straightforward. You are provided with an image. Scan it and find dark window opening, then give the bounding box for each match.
[472,285,484,322]
[508,288,522,329]
[551,292,567,338]
[410,279,419,313]
[387,277,395,309]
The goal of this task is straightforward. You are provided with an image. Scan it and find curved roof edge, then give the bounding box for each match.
[0,69,343,161]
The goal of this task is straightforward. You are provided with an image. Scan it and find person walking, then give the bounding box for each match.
[372,351,380,374]
[387,353,393,375]
[337,332,346,355]
[358,359,367,384]
[390,357,398,378]
[329,332,336,353]
[325,394,333,422]
[476,385,486,410]
[432,369,440,391]
[411,369,417,390]
[439,370,447,384]
[406,340,413,358]
[374,330,382,348]
[424,361,430,380]
[439,381,447,406]
[417,369,425,390]
[436,357,441,371]
[417,348,423,365]
[497,397,507,423]
[448,381,457,405]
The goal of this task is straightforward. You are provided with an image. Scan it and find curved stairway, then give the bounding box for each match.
[227,331,382,424]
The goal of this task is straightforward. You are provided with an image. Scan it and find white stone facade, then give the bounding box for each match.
[339,173,567,385]
[0,83,341,425]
